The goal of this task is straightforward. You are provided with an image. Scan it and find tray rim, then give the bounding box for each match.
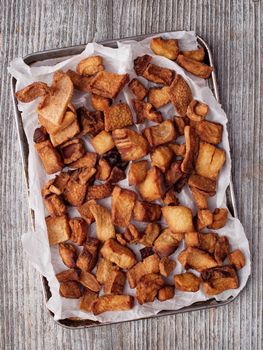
[11,31,242,329]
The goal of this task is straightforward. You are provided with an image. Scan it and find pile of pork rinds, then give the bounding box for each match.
[16,37,246,316]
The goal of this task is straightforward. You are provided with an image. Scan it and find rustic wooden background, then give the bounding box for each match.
[0,0,262,349]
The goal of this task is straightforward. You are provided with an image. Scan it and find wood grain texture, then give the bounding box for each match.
[0,0,262,349]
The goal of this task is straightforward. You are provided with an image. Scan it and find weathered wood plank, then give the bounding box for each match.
[0,0,262,349]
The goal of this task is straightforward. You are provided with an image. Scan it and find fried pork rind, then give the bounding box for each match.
[132,99,163,124]
[50,119,80,147]
[77,200,96,224]
[112,128,149,161]
[181,126,199,174]
[185,232,218,254]
[59,281,83,299]
[174,116,189,136]
[209,208,228,229]
[143,63,174,85]
[45,215,71,245]
[191,119,223,145]
[95,159,111,181]
[70,152,97,169]
[38,71,74,126]
[16,82,50,103]
[127,254,160,288]
[100,239,137,269]
[107,166,126,184]
[162,205,194,233]
[56,268,79,282]
[138,166,164,202]
[151,145,173,173]
[59,243,78,268]
[150,37,179,60]
[165,161,183,186]
[112,186,137,227]
[35,140,63,174]
[134,54,152,76]
[136,273,164,304]
[162,188,179,206]
[140,246,154,260]
[77,108,104,136]
[63,176,87,206]
[60,138,85,165]
[66,69,93,92]
[128,78,148,100]
[158,285,175,301]
[148,86,170,109]
[80,289,98,312]
[33,126,49,144]
[89,71,129,98]
[92,295,134,315]
[133,201,162,222]
[197,209,213,230]
[174,272,201,292]
[195,142,226,180]
[81,237,100,271]
[91,130,115,155]
[88,202,115,241]
[143,120,176,147]
[96,258,119,285]
[186,100,208,122]
[214,236,230,264]
[91,94,112,112]
[105,103,133,131]
[159,257,176,277]
[140,223,161,246]
[176,54,213,79]
[188,174,216,194]
[104,270,126,295]
[69,218,87,246]
[228,249,245,270]
[79,271,101,292]
[181,47,205,62]
[153,228,180,257]
[168,143,186,157]
[169,75,192,117]
[190,187,208,209]
[124,224,142,243]
[178,247,218,272]
[44,194,66,216]
[201,265,239,295]
[128,160,148,185]
[76,55,104,75]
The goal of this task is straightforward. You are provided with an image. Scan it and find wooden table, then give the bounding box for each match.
[1,0,262,349]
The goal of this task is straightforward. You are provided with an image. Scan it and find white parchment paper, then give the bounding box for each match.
[9,31,251,323]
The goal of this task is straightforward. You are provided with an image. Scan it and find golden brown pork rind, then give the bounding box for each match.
[132,99,163,124]
[162,188,179,206]
[191,119,223,145]
[91,130,115,155]
[104,270,126,295]
[162,205,194,233]
[45,215,71,245]
[112,128,149,161]
[59,281,83,299]
[165,161,183,186]
[143,63,174,85]
[104,103,133,131]
[168,143,186,157]
[50,119,80,147]
[76,55,104,75]
[60,138,85,165]
[134,54,152,76]
[159,257,176,277]
[151,145,174,172]
[77,200,96,224]
[208,208,228,229]
[214,236,230,264]
[128,78,148,100]
[90,94,112,112]
[174,116,189,136]
[138,166,164,202]
[56,269,79,282]
[96,258,119,285]
[69,218,87,246]
[158,285,175,301]
[186,100,208,122]
[70,152,97,169]
[181,47,205,62]
[148,86,170,109]
[228,249,245,270]
[66,69,93,92]
[16,82,50,103]
[92,295,134,315]
[38,71,73,126]
[188,174,216,194]
[140,223,161,247]
[79,271,101,292]
[128,160,148,185]
[143,120,176,147]
[123,224,141,243]
[63,177,87,206]
[190,187,208,209]
[89,71,129,98]
[185,232,218,254]
[107,166,126,184]
[174,272,201,292]
[197,209,213,230]
[127,254,160,288]
[77,108,104,136]
[133,201,162,222]
[44,194,66,217]
[111,186,137,227]
[96,159,111,181]
[178,247,218,272]
[181,125,199,174]
[169,74,192,117]
[153,228,180,257]
[176,54,213,78]
[58,242,77,268]
[35,140,63,174]
[195,142,226,180]
[88,202,115,241]
[201,265,239,295]
[150,37,179,60]
[80,290,98,312]
[100,239,137,269]
[136,273,164,304]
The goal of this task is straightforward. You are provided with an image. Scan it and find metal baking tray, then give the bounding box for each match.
[11,32,239,329]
